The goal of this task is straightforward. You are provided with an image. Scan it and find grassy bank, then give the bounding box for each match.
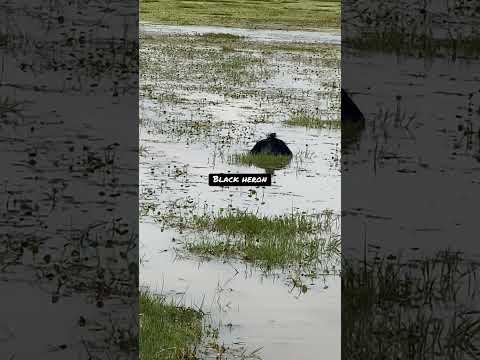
[140,0,340,30]
[140,291,203,360]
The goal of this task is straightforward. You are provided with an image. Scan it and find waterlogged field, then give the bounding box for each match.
[139,26,341,359]
[0,1,138,358]
[342,1,480,357]
[342,51,480,359]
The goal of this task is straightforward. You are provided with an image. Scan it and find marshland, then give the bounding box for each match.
[139,0,341,358]
[1,0,138,358]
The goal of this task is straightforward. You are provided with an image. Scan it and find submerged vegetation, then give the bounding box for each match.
[140,0,340,30]
[140,290,203,360]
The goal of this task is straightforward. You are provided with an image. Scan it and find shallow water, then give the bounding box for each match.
[140,25,341,359]
[140,107,340,215]
[1,2,138,357]
[342,51,480,256]
[140,23,341,45]
[141,222,340,360]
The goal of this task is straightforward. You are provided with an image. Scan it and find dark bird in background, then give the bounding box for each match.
[341,88,365,126]
[249,90,364,157]
[250,133,293,156]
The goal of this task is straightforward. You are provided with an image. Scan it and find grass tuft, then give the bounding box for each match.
[140,290,203,360]
[284,114,340,129]
[185,210,340,268]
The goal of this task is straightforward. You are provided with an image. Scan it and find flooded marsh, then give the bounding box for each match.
[140,24,341,359]
[342,1,480,358]
[1,1,138,358]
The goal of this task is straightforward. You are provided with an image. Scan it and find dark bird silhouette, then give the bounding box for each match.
[250,133,292,156]
[341,88,365,126]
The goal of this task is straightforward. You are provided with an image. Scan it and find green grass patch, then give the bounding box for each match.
[193,211,319,237]
[229,152,292,171]
[140,290,203,360]
[186,210,340,268]
[284,114,340,129]
[140,0,340,30]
